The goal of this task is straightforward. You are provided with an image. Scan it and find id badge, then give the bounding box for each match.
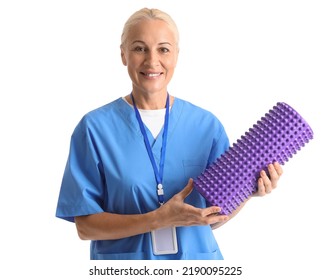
[151,227,178,255]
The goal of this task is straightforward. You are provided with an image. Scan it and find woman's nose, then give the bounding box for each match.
[144,50,160,67]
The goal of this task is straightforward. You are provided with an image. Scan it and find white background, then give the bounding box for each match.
[1,0,329,279]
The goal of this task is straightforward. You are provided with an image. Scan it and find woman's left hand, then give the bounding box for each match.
[254,162,283,197]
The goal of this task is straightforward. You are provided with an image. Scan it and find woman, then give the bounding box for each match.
[56,8,283,260]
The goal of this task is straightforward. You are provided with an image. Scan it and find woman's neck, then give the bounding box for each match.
[125,92,174,110]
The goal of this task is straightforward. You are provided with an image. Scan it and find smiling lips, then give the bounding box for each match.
[140,71,163,78]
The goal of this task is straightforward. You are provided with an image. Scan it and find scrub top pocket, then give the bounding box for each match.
[182,159,207,180]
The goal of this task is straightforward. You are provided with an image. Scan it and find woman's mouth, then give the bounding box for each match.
[140,72,163,78]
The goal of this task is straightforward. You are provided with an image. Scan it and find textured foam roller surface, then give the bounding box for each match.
[194,102,314,215]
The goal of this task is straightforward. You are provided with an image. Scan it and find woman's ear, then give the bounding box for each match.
[121,48,127,66]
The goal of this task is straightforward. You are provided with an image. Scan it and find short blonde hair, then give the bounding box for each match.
[120,8,179,48]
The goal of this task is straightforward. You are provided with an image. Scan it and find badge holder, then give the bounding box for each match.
[151,227,178,255]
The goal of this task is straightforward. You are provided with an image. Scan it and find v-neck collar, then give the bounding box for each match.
[117,96,183,154]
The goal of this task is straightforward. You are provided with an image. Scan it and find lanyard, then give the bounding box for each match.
[131,93,170,205]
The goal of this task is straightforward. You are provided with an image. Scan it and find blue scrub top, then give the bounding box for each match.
[56,97,229,260]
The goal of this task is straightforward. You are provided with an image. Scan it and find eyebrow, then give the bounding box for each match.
[131,40,172,46]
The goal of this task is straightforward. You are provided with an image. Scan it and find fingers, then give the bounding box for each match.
[273,162,283,176]
[208,213,229,226]
[202,206,221,217]
[257,176,268,196]
[176,178,194,200]
[204,206,229,225]
[165,179,228,227]
[257,162,283,196]
[268,162,282,187]
[192,206,228,226]
[259,170,272,195]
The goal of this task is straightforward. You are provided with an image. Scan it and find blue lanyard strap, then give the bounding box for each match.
[131,93,170,205]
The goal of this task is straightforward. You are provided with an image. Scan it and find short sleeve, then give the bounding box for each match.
[207,119,230,166]
[55,117,105,222]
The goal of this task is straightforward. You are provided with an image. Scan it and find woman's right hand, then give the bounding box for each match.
[75,179,229,241]
[155,179,229,229]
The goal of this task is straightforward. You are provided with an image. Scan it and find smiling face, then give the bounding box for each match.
[121,19,179,100]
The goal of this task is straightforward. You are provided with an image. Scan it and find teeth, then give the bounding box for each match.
[145,73,160,77]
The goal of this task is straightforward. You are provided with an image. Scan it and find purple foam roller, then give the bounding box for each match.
[194,102,314,215]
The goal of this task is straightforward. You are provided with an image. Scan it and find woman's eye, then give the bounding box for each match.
[134,46,145,52]
[160,47,170,53]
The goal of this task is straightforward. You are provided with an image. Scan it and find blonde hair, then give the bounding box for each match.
[120,8,179,48]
